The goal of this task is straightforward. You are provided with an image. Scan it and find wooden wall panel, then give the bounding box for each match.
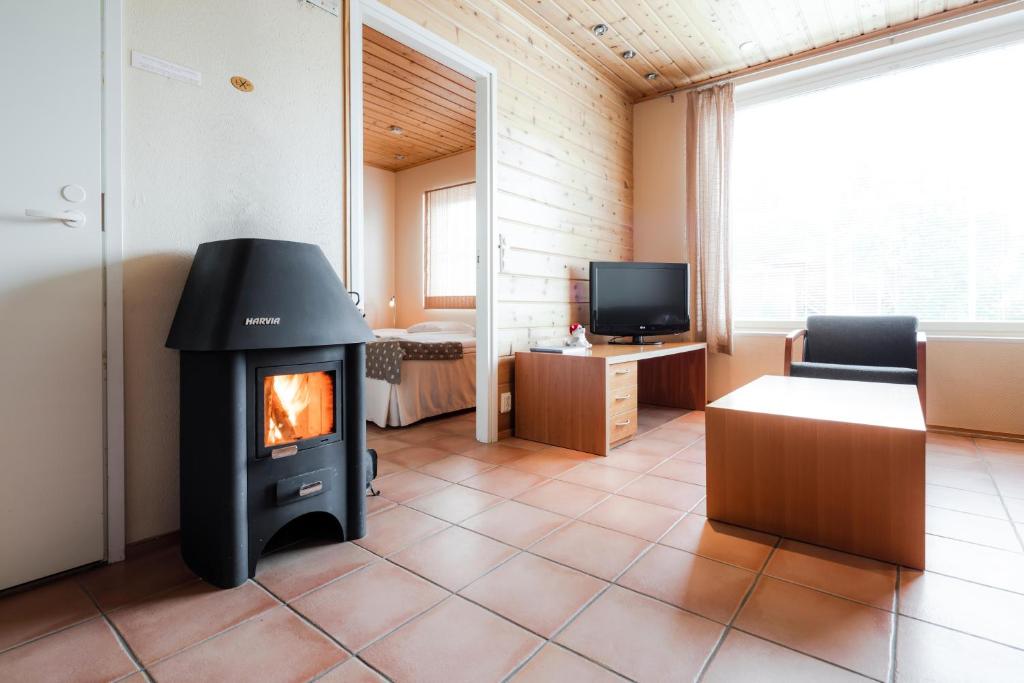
[370,0,635,423]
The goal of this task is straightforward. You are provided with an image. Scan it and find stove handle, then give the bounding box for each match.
[299,481,324,497]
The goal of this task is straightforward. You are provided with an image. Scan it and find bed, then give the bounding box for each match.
[364,323,476,427]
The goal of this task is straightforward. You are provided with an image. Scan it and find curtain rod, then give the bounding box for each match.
[635,0,1023,102]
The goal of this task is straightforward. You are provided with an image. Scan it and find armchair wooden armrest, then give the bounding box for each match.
[917,331,927,420]
[783,328,807,376]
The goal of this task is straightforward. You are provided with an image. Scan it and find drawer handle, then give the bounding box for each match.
[614,369,632,375]
[272,444,298,459]
[299,481,323,497]
[614,419,632,427]
[614,394,632,400]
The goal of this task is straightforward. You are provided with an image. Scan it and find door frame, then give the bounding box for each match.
[102,0,126,563]
[344,0,499,442]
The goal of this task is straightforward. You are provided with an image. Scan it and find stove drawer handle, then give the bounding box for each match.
[271,444,298,459]
[299,481,323,497]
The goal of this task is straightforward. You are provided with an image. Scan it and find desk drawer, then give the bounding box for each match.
[607,362,638,390]
[606,386,638,416]
[608,409,638,444]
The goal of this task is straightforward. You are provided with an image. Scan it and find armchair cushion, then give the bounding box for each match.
[790,361,918,385]
[804,315,918,369]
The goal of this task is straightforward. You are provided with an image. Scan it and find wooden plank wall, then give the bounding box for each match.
[367,0,635,434]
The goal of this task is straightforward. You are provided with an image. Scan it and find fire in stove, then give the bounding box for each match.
[264,371,335,447]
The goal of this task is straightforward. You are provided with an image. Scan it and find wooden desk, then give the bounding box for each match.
[706,375,926,568]
[514,342,707,455]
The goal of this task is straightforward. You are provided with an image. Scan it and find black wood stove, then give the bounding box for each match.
[166,238,374,588]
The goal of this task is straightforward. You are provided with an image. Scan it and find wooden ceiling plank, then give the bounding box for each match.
[363,100,475,149]
[363,88,475,137]
[550,0,682,89]
[501,0,655,98]
[858,0,892,33]
[362,61,476,123]
[364,56,477,118]
[728,1,799,59]
[362,38,477,109]
[822,0,870,40]
[538,0,666,94]
[649,0,751,75]
[644,1,740,79]
[594,0,705,87]
[792,0,841,47]
[364,26,477,89]
[364,62,477,125]
[363,93,475,141]
[363,120,466,156]
[363,127,458,158]
[763,0,820,54]
[363,80,477,131]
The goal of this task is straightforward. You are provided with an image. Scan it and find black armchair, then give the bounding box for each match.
[784,315,926,418]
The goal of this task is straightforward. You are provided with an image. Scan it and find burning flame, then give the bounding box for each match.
[264,371,335,447]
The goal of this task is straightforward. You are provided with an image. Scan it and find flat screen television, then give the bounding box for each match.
[589,262,690,345]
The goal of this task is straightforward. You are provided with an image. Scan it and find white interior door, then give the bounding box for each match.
[0,2,106,589]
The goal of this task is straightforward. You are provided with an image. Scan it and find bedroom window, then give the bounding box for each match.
[424,182,476,309]
[731,38,1024,332]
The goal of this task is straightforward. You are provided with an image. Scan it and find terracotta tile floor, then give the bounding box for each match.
[3,408,1024,681]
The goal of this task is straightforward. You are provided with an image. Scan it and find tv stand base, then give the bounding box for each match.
[610,336,664,345]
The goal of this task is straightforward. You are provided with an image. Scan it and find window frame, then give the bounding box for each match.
[423,180,477,310]
[730,10,1024,339]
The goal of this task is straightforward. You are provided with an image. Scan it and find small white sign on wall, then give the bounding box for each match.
[130,50,202,86]
[306,0,340,16]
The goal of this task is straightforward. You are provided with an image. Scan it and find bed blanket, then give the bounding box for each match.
[366,338,464,384]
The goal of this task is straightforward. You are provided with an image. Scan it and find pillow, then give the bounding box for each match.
[407,321,475,334]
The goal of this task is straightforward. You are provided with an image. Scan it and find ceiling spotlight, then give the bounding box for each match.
[388,125,404,135]
[645,72,659,80]
[394,154,406,161]
[621,49,637,60]
[592,23,609,37]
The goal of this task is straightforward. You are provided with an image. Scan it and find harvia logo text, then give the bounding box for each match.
[245,317,281,326]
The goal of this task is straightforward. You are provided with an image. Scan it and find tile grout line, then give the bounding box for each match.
[694,536,782,682]
[896,612,1024,653]
[973,438,1024,553]
[78,584,147,679]
[253,576,397,683]
[0,613,100,657]
[502,495,712,681]
[120,581,290,676]
[889,566,902,683]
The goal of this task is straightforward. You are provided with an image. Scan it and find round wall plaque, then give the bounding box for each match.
[230,76,254,92]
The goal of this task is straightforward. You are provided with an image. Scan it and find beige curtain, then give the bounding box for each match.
[686,83,734,355]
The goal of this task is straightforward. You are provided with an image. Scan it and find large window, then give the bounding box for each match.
[424,182,476,309]
[732,40,1024,330]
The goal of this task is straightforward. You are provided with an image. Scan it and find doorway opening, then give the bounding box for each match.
[345,0,497,442]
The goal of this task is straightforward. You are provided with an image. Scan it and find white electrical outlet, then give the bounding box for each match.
[500,392,512,414]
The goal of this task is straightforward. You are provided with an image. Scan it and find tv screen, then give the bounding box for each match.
[590,262,690,343]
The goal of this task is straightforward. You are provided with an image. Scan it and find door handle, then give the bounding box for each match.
[25,209,86,228]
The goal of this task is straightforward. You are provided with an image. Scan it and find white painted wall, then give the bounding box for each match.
[363,165,396,329]
[633,97,1024,436]
[393,151,475,328]
[123,0,341,542]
